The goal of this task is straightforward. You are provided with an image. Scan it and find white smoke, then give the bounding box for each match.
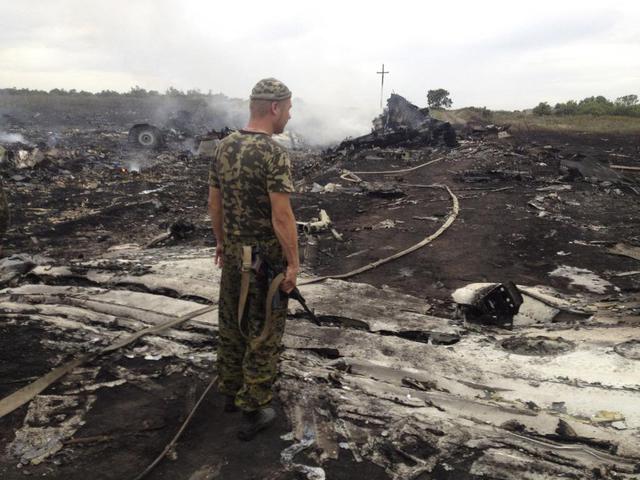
[287,99,378,147]
[126,159,141,172]
[202,95,378,147]
[0,131,29,144]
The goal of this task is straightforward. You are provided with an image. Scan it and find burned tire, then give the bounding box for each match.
[128,124,164,149]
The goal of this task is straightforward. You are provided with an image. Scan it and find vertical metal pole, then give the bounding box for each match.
[376,64,389,110]
[380,63,384,109]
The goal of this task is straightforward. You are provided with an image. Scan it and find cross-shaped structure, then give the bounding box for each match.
[376,63,389,109]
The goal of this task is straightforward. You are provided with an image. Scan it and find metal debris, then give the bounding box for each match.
[334,94,457,151]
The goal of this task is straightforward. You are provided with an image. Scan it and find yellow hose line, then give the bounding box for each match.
[0,305,216,418]
[351,156,444,175]
[300,184,458,285]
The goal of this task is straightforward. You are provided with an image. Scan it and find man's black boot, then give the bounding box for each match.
[237,407,276,441]
[224,395,239,413]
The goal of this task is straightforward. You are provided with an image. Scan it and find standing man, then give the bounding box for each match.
[208,78,298,441]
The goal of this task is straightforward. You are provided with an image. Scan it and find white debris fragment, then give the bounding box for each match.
[15,148,45,169]
[310,182,342,194]
[139,187,166,195]
[373,219,404,230]
[452,283,566,324]
[281,435,325,480]
[550,265,613,294]
[281,437,315,464]
[8,395,97,465]
[293,466,326,480]
[537,184,572,192]
[64,379,126,394]
[612,421,628,430]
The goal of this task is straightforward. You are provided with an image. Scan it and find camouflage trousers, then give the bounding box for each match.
[217,236,288,412]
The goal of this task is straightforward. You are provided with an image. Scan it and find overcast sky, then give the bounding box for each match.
[1,0,639,118]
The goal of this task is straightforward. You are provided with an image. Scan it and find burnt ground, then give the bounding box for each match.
[2,125,639,313]
[307,131,640,310]
[1,104,640,480]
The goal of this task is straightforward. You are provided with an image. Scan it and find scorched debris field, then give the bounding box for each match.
[0,94,639,480]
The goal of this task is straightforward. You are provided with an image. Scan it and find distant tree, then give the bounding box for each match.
[554,100,578,115]
[0,87,48,95]
[427,89,453,109]
[533,102,553,115]
[576,96,613,115]
[615,94,638,107]
[165,86,185,97]
[127,85,149,97]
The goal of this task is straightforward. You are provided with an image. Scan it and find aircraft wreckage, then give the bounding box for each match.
[1,91,639,479]
[334,94,457,151]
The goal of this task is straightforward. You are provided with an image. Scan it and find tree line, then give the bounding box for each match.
[533,95,639,117]
[0,86,220,98]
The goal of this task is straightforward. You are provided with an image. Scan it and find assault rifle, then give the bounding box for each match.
[253,250,321,326]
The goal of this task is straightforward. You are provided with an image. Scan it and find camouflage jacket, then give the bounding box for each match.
[209,130,294,239]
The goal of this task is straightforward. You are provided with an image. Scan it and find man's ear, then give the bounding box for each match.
[270,101,279,116]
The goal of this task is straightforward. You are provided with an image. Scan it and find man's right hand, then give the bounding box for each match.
[280,265,298,294]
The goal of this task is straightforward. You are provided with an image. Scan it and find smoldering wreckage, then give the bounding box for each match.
[0,93,639,480]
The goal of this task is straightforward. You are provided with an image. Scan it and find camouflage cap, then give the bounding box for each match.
[250,78,291,101]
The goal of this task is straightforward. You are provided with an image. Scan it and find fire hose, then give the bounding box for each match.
[300,183,459,285]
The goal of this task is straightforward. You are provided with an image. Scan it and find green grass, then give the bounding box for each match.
[431,108,640,134]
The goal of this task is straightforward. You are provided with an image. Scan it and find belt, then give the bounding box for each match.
[236,245,285,347]
[237,246,252,334]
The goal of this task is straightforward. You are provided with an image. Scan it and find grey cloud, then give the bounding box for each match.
[485,13,619,53]
[1,1,639,119]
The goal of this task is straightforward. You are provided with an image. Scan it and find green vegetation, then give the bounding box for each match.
[533,94,640,117]
[431,107,640,134]
[0,86,216,98]
[0,87,249,128]
[427,89,452,109]
[532,102,553,115]
[491,111,640,134]
[429,92,640,134]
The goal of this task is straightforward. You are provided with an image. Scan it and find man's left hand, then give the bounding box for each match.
[214,244,224,268]
[280,265,298,294]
